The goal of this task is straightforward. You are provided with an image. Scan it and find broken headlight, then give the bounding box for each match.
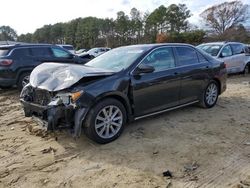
[50,91,83,106]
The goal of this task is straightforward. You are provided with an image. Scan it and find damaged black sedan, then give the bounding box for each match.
[20,44,227,144]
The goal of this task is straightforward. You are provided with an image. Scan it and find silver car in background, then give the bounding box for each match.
[197,42,250,74]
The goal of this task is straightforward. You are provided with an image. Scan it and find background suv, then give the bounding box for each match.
[197,42,250,74]
[0,44,88,90]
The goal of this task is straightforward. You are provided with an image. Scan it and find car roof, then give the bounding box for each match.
[0,43,60,49]
[199,41,244,46]
[121,43,196,49]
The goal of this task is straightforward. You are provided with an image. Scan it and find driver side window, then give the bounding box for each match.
[141,47,175,72]
[221,45,232,57]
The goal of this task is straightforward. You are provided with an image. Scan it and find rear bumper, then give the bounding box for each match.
[0,68,16,87]
[0,78,16,87]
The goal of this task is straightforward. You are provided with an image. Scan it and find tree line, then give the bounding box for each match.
[0,1,249,49]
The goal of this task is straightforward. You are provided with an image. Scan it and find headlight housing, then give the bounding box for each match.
[54,91,83,105]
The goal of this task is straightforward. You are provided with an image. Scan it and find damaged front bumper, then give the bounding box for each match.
[20,99,87,137]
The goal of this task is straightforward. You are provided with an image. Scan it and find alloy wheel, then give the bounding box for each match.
[205,83,218,106]
[95,105,123,139]
[22,75,30,87]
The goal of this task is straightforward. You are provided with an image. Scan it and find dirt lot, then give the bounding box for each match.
[0,75,250,188]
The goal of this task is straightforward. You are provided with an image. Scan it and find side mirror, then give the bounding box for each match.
[133,64,155,75]
[219,52,226,58]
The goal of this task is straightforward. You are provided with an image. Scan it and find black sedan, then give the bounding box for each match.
[20,44,227,144]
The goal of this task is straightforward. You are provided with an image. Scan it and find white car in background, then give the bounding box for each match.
[197,42,250,74]
[78,47,111,58]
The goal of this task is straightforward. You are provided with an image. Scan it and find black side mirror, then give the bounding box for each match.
[133,64,155,75]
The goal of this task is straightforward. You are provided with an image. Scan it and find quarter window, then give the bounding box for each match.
[175,47,199,66]
[51,47,71,58]
[141,47,175,72]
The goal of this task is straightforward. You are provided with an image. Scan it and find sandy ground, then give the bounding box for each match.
[0,75,250,188]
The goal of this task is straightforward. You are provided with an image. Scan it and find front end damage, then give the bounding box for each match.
[20,62,115,137]
[20,85,87,137]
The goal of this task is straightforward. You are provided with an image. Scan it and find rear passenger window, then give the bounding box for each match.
[31,47,51,57]
[175,47,199,66]
[230,44,244,55]
[197,52,208,63]
[12,48,30,57]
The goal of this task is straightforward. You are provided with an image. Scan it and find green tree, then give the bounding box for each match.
[115,11,130,45]
[17,33,33,43]
[0,26,18,41]
[166,4,191,33]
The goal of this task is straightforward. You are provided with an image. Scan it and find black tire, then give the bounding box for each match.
[0,86,12,89]
[17,72,30,91]
[84,98,127,144]
[199,81,219,108]
[243,64,250,75]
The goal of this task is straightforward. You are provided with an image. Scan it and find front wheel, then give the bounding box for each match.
[17,73,30,91]
[200,81,219,108]
[84,98,126,144]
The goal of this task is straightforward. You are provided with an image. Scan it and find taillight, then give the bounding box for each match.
[0,59,13,66]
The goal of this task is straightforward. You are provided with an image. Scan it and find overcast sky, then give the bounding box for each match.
[1,0,249,35]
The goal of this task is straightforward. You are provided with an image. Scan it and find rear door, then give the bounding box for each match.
[131,47,181,117]
[30,47,53,66]
[230,43,246,72]
[174,46,211,104]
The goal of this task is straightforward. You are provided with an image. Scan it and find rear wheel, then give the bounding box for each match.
[200,81,219,108]
[243,64,250,75]
[84,98,126,144]
[17,72,30,91]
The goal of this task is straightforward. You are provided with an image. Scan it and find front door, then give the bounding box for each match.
[131,47,181,117]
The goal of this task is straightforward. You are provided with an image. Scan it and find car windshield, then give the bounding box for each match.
[197,44,223,56]
[0,49,10,56]
[85,46,149,72]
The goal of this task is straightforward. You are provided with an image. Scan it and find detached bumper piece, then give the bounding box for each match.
[20,99,74,131]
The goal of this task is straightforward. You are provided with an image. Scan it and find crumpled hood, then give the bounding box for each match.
[30,63,114,92]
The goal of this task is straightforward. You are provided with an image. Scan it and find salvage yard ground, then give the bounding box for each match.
[0,75,250,188]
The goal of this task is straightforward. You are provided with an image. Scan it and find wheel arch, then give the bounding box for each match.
[93,92,133,122]
[211,78,221,94]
